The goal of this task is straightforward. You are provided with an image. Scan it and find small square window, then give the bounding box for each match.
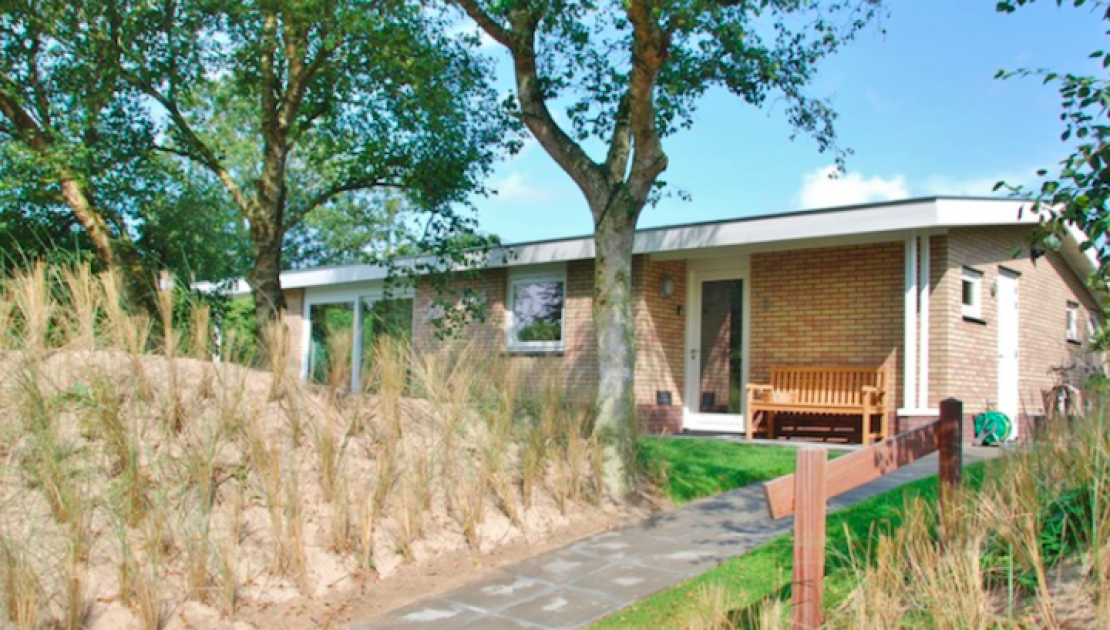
[961,268,982,319]
[507,267,566,352]
[1067,302,1080,342]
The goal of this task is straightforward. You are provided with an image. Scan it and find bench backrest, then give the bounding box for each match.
[769,365,888,407]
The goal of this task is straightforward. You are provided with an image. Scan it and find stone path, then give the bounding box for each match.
[351,447,997,630]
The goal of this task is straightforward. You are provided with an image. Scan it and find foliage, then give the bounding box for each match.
[110,0,516,320]
[995,1,1110,303]
[0,0,158,295]
[285,193,418,269]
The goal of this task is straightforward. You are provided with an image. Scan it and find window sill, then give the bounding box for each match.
[505,348,565,357]
[962,315,988,325]
[1067,338,1082,346]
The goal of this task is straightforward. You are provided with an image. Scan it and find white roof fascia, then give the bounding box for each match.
[200,197,1071,298]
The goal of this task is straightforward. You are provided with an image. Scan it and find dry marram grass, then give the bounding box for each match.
[0,262,628,629]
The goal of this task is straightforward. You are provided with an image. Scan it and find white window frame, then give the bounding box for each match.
[506,264,567,353]
[961,267,983,319]
[1067,302,1080,342]
[300,283,415,388]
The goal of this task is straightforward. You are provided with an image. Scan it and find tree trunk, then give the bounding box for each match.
[248,216,286,324]
[591,196,640,496]
[61,177,156,310]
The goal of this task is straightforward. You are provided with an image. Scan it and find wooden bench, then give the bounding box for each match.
[746,365,890,445]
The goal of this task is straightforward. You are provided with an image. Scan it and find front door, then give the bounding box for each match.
[684,273,748,432]
[997,270,1020,439]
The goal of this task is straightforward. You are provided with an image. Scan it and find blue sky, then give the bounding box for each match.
[466,1,1106,244]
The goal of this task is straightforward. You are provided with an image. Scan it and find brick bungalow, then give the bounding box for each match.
[217,197,1105,443]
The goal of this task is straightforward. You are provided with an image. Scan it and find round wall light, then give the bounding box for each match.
[660,275,676,298]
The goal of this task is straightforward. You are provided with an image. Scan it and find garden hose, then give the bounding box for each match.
[973,410,1013,445]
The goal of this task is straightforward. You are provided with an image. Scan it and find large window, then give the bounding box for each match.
[308,302,356,386]
[306,293,414,389]
[507,267,566,352]
[359,296,414,378]
[961,268,982,319]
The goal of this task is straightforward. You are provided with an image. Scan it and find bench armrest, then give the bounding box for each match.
[861,385,885,404]
[746,383,774,404]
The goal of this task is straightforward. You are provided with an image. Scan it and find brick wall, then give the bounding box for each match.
[942,225,1102,440]
[633,258,687,433]
[750,242,904,415]
[408,261,599,404]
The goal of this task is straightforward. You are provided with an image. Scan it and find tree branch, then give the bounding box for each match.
[0,88,48,151]
[604,93,633,185]
[455,0,514,48]
[624,0,669,207]
[286,178,404,229]
[139,84,254,216]
[508,15,605,206]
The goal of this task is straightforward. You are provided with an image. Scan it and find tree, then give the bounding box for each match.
[0,1,157,298]
[285,192,419,269]
[449,0,882,491]
[996,0,1110,299]
[111,0,511,323]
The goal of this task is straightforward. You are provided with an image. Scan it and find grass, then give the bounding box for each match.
[593,462,991,629]
[0,262,624,628]
[638,437,827,505]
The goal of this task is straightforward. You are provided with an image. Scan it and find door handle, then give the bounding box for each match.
[690,348,698,360]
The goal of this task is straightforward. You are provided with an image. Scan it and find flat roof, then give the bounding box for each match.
[203,196,1097,297]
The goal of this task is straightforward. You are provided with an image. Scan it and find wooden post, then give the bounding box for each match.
[938,398,963,543]
[938,398,963,491]
[792,448,827,629]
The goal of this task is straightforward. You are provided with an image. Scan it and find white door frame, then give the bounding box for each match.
[996,269,1020,439]
[683,260,751,433]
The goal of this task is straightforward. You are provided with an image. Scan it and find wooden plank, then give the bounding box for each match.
[792,448,828,630]
[763,421,941,520]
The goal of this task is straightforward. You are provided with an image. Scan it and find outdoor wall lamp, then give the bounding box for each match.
[659,275,676,298]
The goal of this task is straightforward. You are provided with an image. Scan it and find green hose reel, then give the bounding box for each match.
[973,410,1013,445]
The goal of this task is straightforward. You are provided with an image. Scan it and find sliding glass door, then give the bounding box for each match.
[305,293,414,390]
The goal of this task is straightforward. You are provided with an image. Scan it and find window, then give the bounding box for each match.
[507,267,566,352]
[961,268,983,319]
[1067,302,1080,342]
[1090,316,1100,343]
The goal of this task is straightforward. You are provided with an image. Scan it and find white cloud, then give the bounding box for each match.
[797,166,909,209]
[920,172,1030,197]
[491,172,552,204]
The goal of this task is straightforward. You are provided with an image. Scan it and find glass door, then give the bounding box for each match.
[685,273,748,432]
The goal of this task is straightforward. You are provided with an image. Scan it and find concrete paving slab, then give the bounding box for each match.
[569,563,685,601]
[504,549,613,582]
[442,571,556,613]
[497,586,623,629]
[352,601,483,630]
[452,613,546,629]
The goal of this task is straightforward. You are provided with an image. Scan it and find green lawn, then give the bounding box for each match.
[638,437,803,505]
[596,461,992,629]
